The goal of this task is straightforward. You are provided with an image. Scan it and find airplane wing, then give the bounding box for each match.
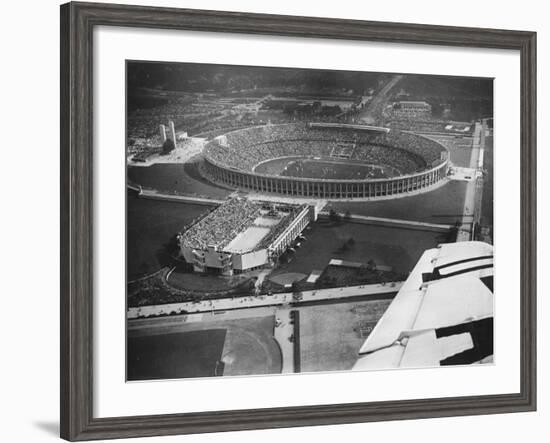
[353,241,494,371]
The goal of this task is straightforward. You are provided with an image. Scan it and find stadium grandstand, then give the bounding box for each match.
[177,197,313,275]
[201,122,449,199]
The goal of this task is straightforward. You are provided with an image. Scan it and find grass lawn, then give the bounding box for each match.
[329,180,468,224]
[127,193,214,280]
[127,329,227,380]
[272,220,443,277]
[128,314,281,379]
[167,268,252,293]
[128,161,230,198]
[220,315,281,376]
[299,299,391,372]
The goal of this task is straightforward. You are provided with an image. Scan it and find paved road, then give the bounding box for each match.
[127,281,403,319]
[359,75,403,124]
[273,307,295,374]
[457,122,484,242]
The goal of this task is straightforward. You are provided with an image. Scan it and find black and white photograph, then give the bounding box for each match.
[0,0,544,441]
[126,61,494,381]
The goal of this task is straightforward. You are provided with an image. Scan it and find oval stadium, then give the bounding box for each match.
[201,123,450,199]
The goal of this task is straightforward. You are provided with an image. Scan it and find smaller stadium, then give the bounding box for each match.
[177,197,313,275]
[201,122,450,199]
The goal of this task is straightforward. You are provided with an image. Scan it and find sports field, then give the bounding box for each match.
[127,329,227,380]
[299,298,392,372]
[282,159,397,179]
[254,156,399,179]
[127,313,281,379]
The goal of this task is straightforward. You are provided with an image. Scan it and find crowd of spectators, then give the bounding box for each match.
[127,95,362,159]
[330,142,356,158]
[257,204,308,250]
[352,144,423,174]
[204,123,447,174]
[179,198,260,250]
[385,131,447,165]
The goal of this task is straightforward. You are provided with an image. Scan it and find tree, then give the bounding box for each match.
[291,281,303,301]
[156,235,179,268]
[161,138,175,155]
[367,259,377,271]
[328,209,341,223]
[358,264,369,277]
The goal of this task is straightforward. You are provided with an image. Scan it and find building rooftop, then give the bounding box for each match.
[398,100,432,107]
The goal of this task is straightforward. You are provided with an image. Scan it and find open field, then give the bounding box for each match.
[128,160,230,199]
[166,268,252,293]
[299,298,392,372]
[329,180,468,224]
[127,329,226,380]
[272,220,443,277]
[127,193,214,280]
[127,313,281,379]
[220,315,281,376]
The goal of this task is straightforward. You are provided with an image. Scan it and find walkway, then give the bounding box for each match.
[359,75,403,124]
[127,281,403,319]
[320,211,452,232]
[135,188,225,205]
[274,308,295,374]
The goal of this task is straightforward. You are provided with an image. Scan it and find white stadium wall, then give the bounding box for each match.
[233,249,269,271]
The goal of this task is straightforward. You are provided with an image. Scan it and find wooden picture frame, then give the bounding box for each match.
[60,1,536,440]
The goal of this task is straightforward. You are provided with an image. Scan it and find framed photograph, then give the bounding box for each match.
[60,1,536,441]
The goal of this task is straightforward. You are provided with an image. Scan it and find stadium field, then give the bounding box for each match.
[282,159,399,180]
[220,315,281,376]
[254,156,399,179]
[128,314,281,379]
[127,329,227,380]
